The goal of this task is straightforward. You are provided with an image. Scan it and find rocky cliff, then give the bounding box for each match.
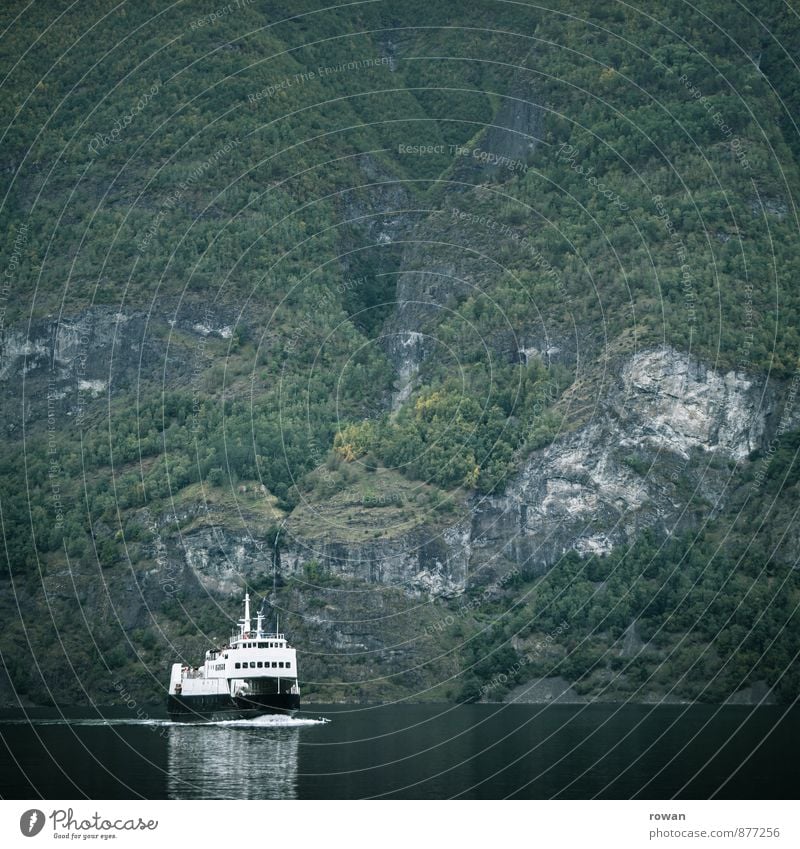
[472,347,776,581]
[166,346,783,603]
[0,303,240,436]
[13,303,777,601]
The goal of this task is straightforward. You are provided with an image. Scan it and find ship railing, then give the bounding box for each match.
[231,632,287,641]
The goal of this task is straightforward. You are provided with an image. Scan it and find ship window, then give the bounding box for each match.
[278,661,284,668]
[271,661,277,668]
[285,662,291,669]
[259,642,267,648]
[257,662,263,668]
[250,661,256,668]
[235,662,241,669]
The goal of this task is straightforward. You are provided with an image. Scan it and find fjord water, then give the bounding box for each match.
[1,703,797,800]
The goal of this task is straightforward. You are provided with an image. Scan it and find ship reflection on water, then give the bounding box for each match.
[167,721,301,799]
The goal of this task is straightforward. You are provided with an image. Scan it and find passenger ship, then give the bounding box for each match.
[167,593,300,720]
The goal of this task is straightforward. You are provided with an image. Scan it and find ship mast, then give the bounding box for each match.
[239,591,252,638]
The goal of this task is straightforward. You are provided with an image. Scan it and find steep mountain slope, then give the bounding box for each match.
[1,0,799,707]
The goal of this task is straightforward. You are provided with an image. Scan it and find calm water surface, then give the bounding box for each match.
[0,703,797,799]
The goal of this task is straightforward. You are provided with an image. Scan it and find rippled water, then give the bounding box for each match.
[1,703,797,799]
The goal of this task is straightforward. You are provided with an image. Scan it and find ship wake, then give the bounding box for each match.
[210,714,329,727]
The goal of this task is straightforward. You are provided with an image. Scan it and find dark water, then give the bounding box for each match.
[0,703,797,799]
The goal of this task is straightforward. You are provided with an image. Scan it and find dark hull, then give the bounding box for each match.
[167,692,300,721]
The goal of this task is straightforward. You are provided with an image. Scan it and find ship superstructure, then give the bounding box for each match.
[167,593,300,719]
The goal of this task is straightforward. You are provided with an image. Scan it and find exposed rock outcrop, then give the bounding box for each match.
[471,347,773,582]
[172,346,778,600]
[0,303,241,435]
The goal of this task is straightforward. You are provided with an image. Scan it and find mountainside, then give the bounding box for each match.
[1,0,799,707]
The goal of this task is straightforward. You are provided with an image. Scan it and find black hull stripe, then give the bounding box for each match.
[167,693,300,720]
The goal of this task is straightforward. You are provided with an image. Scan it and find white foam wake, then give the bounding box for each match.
[210,715,329,727]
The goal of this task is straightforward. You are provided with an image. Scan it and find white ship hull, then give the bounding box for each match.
[167,593,301,721]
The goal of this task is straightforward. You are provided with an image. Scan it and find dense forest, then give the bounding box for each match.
[0,0,799,706]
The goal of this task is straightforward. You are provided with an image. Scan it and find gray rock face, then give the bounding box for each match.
[618,349,767,461]
[470,347,773,582]
[0,304,239,435]
[158,510,473,599]
[283,520,472,597]
[172,525,271,598]
[12,305,770,605]
[172,347,777,600]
